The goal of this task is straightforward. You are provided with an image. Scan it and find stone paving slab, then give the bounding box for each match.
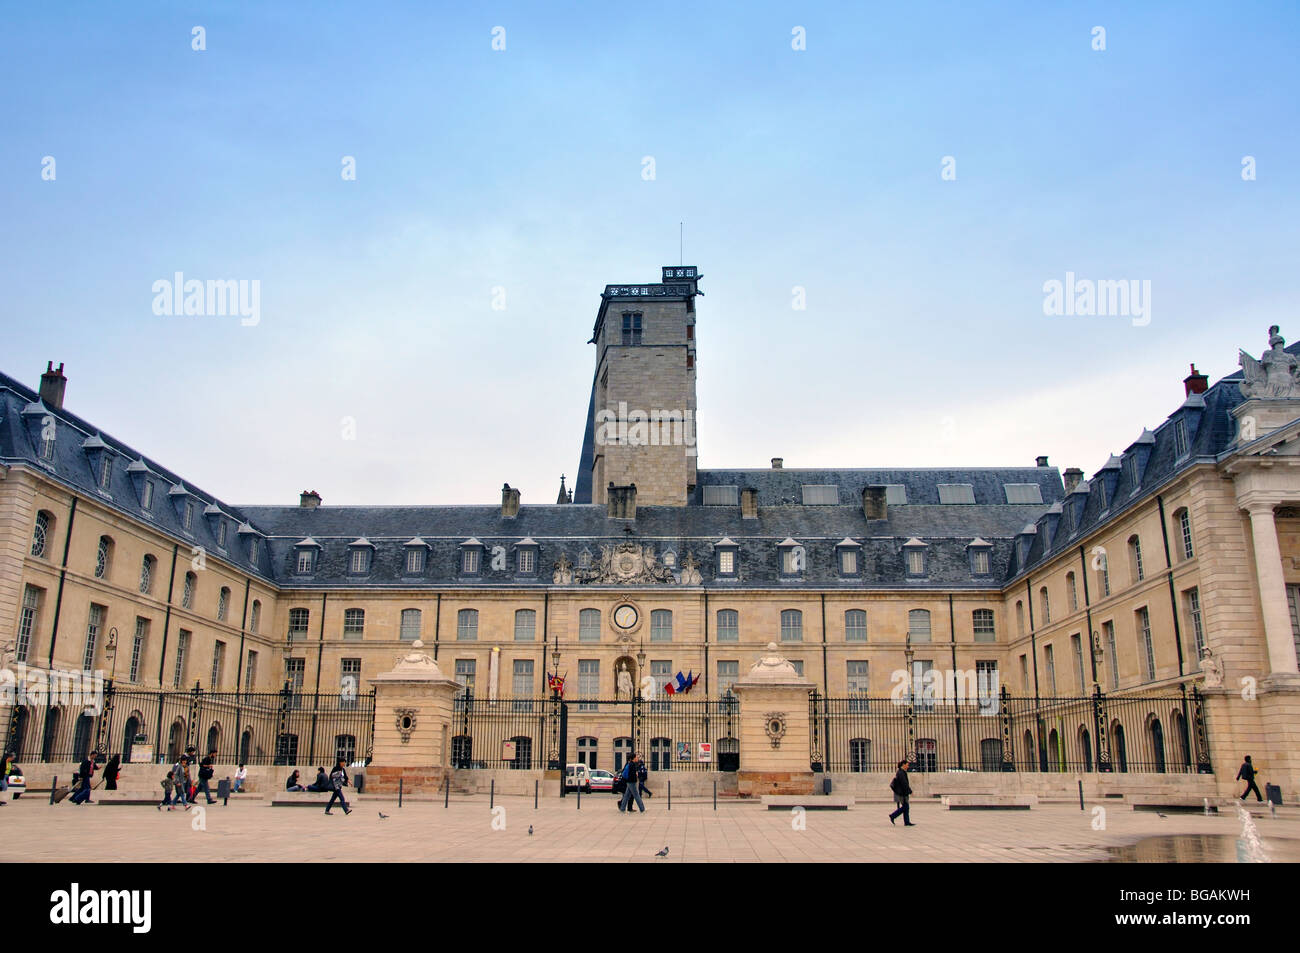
[0,796,1295,863]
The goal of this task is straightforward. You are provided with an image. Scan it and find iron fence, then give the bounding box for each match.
[5,681,376,767]
[811,686,1212,774]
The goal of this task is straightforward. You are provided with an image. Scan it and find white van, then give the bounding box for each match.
[565,763,591,792]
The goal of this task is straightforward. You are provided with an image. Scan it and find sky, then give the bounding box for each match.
[2,1,1298,507]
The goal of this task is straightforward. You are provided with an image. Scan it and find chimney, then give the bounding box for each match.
[299,490,321,508]
[770,457,783,469]
[1184,363,1208,396]
[740,486,758,519]
[502,483,521,518]
[1036,455,1050,467]
[607,482,637,519]
[862,485,888,521]
[1063,468,1084,493]
[39,362,67,410]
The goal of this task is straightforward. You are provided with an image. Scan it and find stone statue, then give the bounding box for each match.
[552,553,573,585]
[617,661,634,698]
[1199,646,1223,688]
[1239,326,1300,399]
[678,551,702,585]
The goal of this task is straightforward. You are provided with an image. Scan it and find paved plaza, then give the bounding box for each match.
[3,795,1298,863]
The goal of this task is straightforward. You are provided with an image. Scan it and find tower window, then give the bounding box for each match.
[621,312,642,345]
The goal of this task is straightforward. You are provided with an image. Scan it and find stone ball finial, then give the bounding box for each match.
[766,641,778,652]
[412,639,424,650]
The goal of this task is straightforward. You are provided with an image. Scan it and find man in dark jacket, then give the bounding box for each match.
[1237,755,1263,802]
[194,750,217,804]
[69,754,95,804]
[324,760,351,815]
[308,767,331,792]
[637,759,652,798]
[888,759,915,826]
[618,755,645,814]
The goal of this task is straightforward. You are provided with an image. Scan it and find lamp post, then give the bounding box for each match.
[548,648,561,770]
[634,642,647,756]
[104,627,119,680]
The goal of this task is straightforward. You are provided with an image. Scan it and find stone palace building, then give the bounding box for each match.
[2,265,1299,797]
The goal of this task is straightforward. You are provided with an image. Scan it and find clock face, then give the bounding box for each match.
[614,605,638,630]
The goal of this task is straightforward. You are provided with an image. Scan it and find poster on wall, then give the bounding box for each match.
[697,742,712,762]
[676,741,693,761]
[502,740,516,760]
[130,744,154,764]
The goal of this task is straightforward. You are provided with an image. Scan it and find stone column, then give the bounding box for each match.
[367,640,462,794]
[731,643,816,796]
[1246,504,1300,676]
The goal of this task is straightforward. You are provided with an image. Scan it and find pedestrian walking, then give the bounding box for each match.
[637,758,653,798]
[0,751,10,806]
[195,749,217,804]
[888,759,916,826]
[1237,755,1264,802]
[618,754,646,814]
[325,759,352,815]
[103,754,121,791]
[233,764,247,793]
[173,755,190,808]
[70,753,95,804]
[158,771,176,811]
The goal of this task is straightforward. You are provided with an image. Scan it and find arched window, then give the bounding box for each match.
[1022,729,1037,772]
[217,587,230,622]
[613,737,633,773]
[576,736,598,769]
[1112,721,1128,772]
[1016,600,1025,635]
[907,609,931,642]
[1039,587,1051,624]
[1080,726,1093,772]
[457,609,478,641]
[914,739,937,773]
[514,608,536,641]
[140,554,157,595]
[167,718,185,762]
[1066,572,1078,611]
[400,608,421,640]
[650,609,672,642]
[980,738,1003,772]
[715,609,738,642]
[780,609,803,642]
[206,723,221,755]
[1148,716,1166,773]
[1128,535,1144,582]
[649,737,672,771]
[181,571,196,609]
[240,729,252,764]
[1176,508,1194,560]
[845,609,867,642]
[31,510,52,557]
[335,734,357,765]
[250,600,261,634]
[972,609,996,642]
[95,535,113,579]
[849,738,871,772]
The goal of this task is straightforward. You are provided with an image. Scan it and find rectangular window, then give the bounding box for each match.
[517,549,536,574]
[1180,510,1194,560]
[405,548,424,574]
[1174,418,1189,458]
[717,660,739,697]
[801,485,839,505]
[1044,645,1057,695]
[911,659,934,710]
[457,609,478,641]
[341,658,361,708]
[1137,607,1155,681]
[174,630,190,688]
[781,548,799,574]
[976,660,998,703]
[715,609,739,642]
[17,585,40,663]
[512,659,534,698]
[454,659,476,696]
[98,457,112,490]
[702,485,739,505]
[971,549,990,575]
[245,650,258,692]
[937,484,976,504]
[462,548,480,574]
[343,608,365,640]
[718,550,735,575]
[884,485,908,505]
[210,640,226,687]
[577,659,599,711]
[129,618,147,682]
[514,609,536,641]
[183,499,194,531]
[650,660,672,711]
[1071,634,1086,693]
[83,603,105,671]
[579,608,601,642]
[288,607,309,641]
[1104,621,1118,690]
[790,659,805,677]
[650,609,672,642]
[286,657,305,707]
[350,549,369,574]
[297,550,314,573]
[621,313,642,345]
[1003,483,1044,504]
[839,548,858,574]
[1185,588,1206,660]
[972,609,996,642]
[141,480,154,510]
[217,521,227,549]
[1068,574,1079,611]
[1018,654,1029,691]
[846,660,869,696]
[908,609,931,642]
[906,549,925,575]
[845,609,867,642]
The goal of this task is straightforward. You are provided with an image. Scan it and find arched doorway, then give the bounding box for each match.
[10,706,30,759]
[206,723,221,757]
[1149,716,1166,773]
[1022,729,1036,772]
[716,736,739,772]
[849,738,871,772]
[1047,729,1061,772]
[73,713,95,760]
[980,738,1003,772]
[41,707,62,762]
[1171,710,1189,769]
[167,719,185,763]
[1112,721,1128,772]
[122,712,143,763]
[510,736,532,769]
[1079,726,1093,772]
[240,729,253,765]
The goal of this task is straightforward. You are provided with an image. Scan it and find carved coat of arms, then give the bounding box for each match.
[576,542,675,584]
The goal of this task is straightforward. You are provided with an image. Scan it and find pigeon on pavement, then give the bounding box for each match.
[378,812,389,819]
[655,845,669,857]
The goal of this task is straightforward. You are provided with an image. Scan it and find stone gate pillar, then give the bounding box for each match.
[731,643,816,796]
[367,640,462,794]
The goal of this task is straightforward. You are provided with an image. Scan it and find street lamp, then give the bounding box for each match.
[104,626,119,680]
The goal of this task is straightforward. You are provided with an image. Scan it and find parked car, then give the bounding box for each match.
[588,769,616,792]
[564,763,591,792]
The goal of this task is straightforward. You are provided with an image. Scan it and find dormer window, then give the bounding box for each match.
[903,538,928,577]
[968,538,993,575]
[937,484,975,504]
[516,538,539,575]
[836,538,861,576]
[297,550,314,574]
[348,539,374,575]
[183,500,195,531]
[714,538,738,577]
[1174,418,1189,459]
[217,521,228,549]
[248,538,260,565]
[460,538,485,575]
[404,539,429,575]
[777,538,803,576]
[98,456,112,491]
[294,538,321,574]
[142,480,154,511]
[1124,455,1139,493]
[801,485,839,505]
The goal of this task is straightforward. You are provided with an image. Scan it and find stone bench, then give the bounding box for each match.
[1127,794,1219,813]
[940,794,1037,810]
[270,790,360,807]
[762,794,855,810]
